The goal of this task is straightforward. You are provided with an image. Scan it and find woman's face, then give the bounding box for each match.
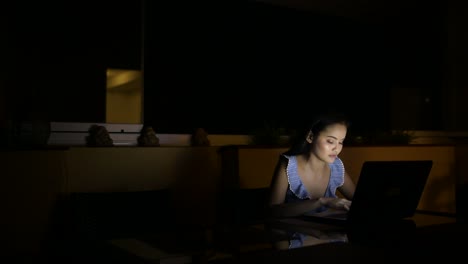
[310,123,347,163]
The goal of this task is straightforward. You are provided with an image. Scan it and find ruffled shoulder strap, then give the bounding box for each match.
[327,157,345,196]
[283,154,310,199]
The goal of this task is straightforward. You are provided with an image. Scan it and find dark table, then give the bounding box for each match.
[209,212,466,264]
[62,212,463,263]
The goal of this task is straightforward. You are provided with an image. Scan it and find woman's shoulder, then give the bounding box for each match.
[280,152,291,159]
[330,157,345,172]
[280,153,300,162]
[333,156,344,166]
[278,153,298,168]
[330,157,345,176]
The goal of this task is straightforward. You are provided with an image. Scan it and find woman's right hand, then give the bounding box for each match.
[319,197,352,211]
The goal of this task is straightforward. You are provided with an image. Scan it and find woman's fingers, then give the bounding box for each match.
[319,197,352,210]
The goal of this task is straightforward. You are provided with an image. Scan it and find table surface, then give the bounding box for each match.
[267,211,459,248]
[98,212,464,264]
[208,212,466,263]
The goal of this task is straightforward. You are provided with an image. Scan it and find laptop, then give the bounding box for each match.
[301,160,433,226]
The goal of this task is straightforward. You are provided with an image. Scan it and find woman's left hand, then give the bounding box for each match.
[319,197,352,211]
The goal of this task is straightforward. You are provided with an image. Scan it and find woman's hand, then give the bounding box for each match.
[319,197,352,211]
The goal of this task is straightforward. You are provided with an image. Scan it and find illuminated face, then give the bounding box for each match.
[309,123,347,163]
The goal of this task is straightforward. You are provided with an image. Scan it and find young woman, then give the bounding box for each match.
[268,112,356,218]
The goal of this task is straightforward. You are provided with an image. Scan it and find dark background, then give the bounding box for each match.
[3,0,446,135]
[144,1,396,134]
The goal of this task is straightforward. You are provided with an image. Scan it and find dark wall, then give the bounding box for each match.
[3,0,445,135]
[143,1,397,134]
[5,1,142,123]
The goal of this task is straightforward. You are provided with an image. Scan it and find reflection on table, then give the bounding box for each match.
[81,212,462,263]
[207,212,465,264]
[266,211,458,251]
[268,218,349,250]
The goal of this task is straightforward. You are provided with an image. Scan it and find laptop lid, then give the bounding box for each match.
[302,160,433,225]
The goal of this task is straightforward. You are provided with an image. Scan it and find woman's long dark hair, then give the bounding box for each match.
[284,112,351,157]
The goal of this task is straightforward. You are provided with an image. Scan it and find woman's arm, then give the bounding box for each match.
[338,171,356,200]
[268,198,323,218]
[268,156,289,206]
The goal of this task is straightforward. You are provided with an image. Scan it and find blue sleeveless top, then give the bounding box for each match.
[282,154,346,248]
[283,154,345,211]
